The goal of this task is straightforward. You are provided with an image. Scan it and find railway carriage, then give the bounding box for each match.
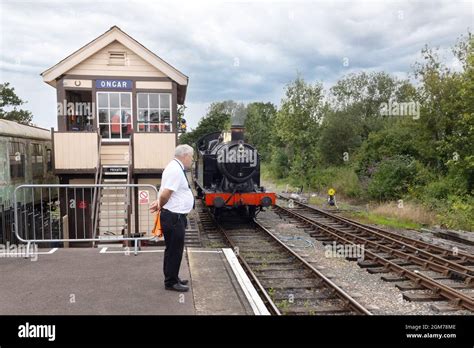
[0,119,58,243]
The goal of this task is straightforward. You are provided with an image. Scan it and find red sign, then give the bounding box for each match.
[139,190,149,205]
[78,200,88,209]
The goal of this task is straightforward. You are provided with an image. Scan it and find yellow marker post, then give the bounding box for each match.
[327,188,336,207]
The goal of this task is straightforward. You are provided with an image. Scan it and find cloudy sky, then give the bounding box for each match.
[0,0,472,130]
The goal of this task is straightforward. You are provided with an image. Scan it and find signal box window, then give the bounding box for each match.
[137,93,172,132]
[97,92,132,139]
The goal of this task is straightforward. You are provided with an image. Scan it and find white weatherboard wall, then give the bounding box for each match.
[133,133,175,170]
[54,132,98,170]
[67,41,167,78]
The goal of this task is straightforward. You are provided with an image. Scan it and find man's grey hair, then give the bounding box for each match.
[175,144,194,157]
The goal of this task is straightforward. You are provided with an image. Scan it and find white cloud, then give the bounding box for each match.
[0,0,472,129]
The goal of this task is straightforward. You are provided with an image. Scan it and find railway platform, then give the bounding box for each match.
[0,246,268,315]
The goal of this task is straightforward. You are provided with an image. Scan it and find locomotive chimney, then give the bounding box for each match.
[231,125,244,141]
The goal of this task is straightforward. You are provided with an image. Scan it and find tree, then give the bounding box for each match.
[442,34,474,194]
[244,102,276,161]
[329,71,415,140]
[413,33,474,192]
[0,82,33,125]
[272,75,326,183]
[179,100,239,146]
[319,109,362,165]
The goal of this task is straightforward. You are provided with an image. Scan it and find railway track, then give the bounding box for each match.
[198,209,371,315]
[274,195,474,312]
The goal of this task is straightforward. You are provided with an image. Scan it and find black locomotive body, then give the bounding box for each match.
[194,126,275,217]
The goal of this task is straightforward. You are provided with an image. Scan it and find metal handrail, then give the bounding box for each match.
[125,135,133,239]
[92,166,103,243]
[90,134,102,236]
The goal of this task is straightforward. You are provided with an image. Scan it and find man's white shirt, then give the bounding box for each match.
[160,158,194,214]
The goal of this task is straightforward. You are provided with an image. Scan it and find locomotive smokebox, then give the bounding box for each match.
[231,125,244,141]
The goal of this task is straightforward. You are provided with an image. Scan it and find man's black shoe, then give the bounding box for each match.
[165,283,189,292]
[179,278,189,285]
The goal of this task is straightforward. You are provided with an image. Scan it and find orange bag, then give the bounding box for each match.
[151,211,163,238]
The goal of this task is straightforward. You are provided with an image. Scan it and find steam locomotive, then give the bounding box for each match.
[193,126,275,217]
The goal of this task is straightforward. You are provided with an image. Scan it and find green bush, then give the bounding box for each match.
[419,177,456,203]
[366,155,418,200]
[414,175,474,231]
[308,166,363,198]
[269,150,289,179]
[416,172,468,205]
[288,153,310,186]
[438,195,474,231]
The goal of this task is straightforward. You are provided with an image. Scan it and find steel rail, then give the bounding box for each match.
[206,211,372,315]
[274,204,474,282]
[277,194,474,263]
[274,205,474,312]
[253,219,372,315]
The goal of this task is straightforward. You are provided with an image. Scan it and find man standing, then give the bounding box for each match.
[150,145,195,292]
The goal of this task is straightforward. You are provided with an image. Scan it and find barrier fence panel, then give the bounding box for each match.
[0,204,16,245]
[13,184,159,256]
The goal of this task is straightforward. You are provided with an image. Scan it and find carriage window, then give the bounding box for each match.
[46,149,52,172]
[31,143,44,177]
[137,93,172,132]
[9,142,25,179]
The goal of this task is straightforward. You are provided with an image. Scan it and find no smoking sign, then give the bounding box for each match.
[139,190,149,205]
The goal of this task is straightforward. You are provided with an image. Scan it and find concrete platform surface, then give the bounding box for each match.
[188,248,255,315]
[0,246,268,315]
[0,247,194,315]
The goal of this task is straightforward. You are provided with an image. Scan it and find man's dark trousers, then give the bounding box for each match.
[160,209,186,287]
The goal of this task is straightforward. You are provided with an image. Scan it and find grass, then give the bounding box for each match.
[267,287,275,300]
[307,195,357,211]
[345,210,423,230]
[262,162,472,231]
[371,202,437,226]
[342,201,437,230]
[276,299,290,313]
[308,195,326,206]
[261,163,302,193]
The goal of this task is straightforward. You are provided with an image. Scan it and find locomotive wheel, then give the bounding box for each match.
[212,207,223,220]
[248,206,256,219]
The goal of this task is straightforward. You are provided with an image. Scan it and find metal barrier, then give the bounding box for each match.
[13,184,159,256]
